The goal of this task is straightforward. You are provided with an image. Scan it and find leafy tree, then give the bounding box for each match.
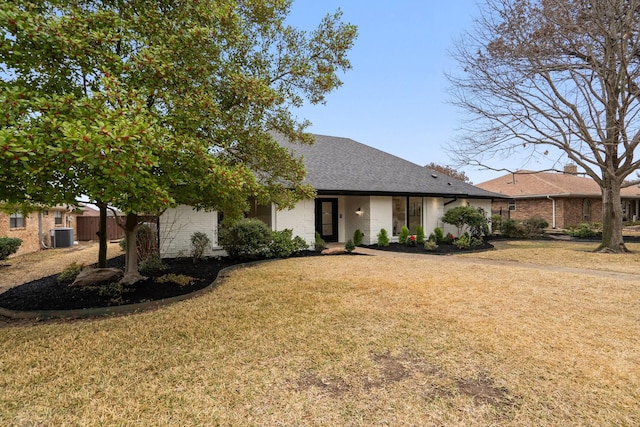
[0,1,357,282]
[441,205,488,238]
[448,0,640,253]
[425,163,472,184]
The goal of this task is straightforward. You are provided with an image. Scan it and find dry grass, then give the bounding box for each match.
[457,239,640,275]
[0,242,123,293]
[1,245,640,426]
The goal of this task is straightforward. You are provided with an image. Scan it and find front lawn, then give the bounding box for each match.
[1,247,639,426]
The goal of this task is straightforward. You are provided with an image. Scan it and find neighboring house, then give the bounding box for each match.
[0,206,79,256]
[159,134,505,257]
[476,166,640,229]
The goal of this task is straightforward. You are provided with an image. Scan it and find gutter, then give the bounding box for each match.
[547,195,556,229]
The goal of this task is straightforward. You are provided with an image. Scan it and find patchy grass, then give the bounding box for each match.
[458,240,640,274]
[1,247,640,425]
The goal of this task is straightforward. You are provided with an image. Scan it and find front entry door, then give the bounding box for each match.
[315,198,339,242]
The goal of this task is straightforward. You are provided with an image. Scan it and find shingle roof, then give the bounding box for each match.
[476,170,640,198]
[273,133,504,199]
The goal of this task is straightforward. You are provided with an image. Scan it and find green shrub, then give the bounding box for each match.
[353,229,364,246]
[415,226,425,244]
[292,236,309,253]
[568,223,600,238]
[269,229,297,258]
[433,227,445,243]
[138,253,166,276]
[220,218,272,259]
[377,228,390,247]
[522,216,548,237]
[424,240,438,251]
[454,233,471,250]
[58,261,84,283]
[0,237,22,261]
[314,232,327,252]
[345,239,356,253]
[442,205,489,238]
[398,226,410,244]
[502,217,548,238]
[190,231,210,262]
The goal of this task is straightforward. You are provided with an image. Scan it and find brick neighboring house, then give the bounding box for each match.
[0,207,79,256]
[476,166,640,229]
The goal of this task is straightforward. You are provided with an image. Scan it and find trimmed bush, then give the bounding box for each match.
[377,228,390,247]
[353,229,364,246]
[416,226,425,244]
[424,240,438,251]
[0,237,22,261]
[568,223,600,238]
[190,231,211,262]
[345,239,356,253]
[502,217,549,238]
[442,205,489,238]
[433,227,445,243]
[220,218,272,259]
[269,229,297,258]
[398,226,410,244]
[314,232,327,252]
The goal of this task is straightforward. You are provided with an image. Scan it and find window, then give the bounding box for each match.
[54,211,63,225]
[248,199,272,227]
[582,199,592,222]
[408,197,422,234]
[392,197,406,235]
[508,200,516,211]
[10,213,25,228]
[392,197,423,235]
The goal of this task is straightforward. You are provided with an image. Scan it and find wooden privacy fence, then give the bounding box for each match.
[76,217,124,242]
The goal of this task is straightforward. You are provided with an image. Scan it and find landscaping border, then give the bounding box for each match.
[0,260,266,321]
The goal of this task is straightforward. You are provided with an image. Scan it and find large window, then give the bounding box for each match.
[248,199,272,227]
[582,199,592,222]
[10,213,25,229]
[392,197,423,235]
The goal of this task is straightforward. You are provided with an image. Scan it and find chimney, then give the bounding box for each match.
[563,164,578,175]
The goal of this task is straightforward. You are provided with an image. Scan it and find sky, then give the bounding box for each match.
[286,0,499,184]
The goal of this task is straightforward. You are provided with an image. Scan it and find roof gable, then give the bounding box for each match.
[272,133,503,199]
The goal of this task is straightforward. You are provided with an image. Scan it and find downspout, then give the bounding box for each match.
[547,195,556,229]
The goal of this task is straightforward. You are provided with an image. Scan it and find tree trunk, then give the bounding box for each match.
[121,212,145,285]
[599,178,628,253]
[97,201,108,268]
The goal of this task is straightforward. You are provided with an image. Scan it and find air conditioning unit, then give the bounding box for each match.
[52,228,74,248]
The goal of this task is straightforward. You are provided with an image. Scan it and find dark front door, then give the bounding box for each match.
[315,198,339,242]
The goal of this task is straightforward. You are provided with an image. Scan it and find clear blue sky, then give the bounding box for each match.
[286,0,500,184]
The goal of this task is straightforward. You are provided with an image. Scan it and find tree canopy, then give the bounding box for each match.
[0,1,357,281]
[448,0,640,252]
[425,162,472,184]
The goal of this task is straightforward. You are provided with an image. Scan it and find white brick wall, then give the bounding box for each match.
[159,205,219,258]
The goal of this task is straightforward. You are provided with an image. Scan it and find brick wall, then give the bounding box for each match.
[0,212,41,255]
[491,197,603,228]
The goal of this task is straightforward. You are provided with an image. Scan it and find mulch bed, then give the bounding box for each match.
[364,241,494,255]
[0,243,490,314]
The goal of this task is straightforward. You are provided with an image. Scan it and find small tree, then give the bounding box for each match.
[398,226,410,244]
[441,206,488,238]
[190,232,211,263]
[377,229,390,247]
[415,226,425,244]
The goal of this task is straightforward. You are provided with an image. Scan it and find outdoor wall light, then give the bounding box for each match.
[355,207,363,216]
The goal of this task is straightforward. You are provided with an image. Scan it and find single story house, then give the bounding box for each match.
[476,166,640,228]
[158,135,503,257]
[0,206,79,255]
[159,134,505,257]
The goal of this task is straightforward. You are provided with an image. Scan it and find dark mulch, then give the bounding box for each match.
[0,243,485,314]
[364,241,494,255]
[0,255,243,312]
